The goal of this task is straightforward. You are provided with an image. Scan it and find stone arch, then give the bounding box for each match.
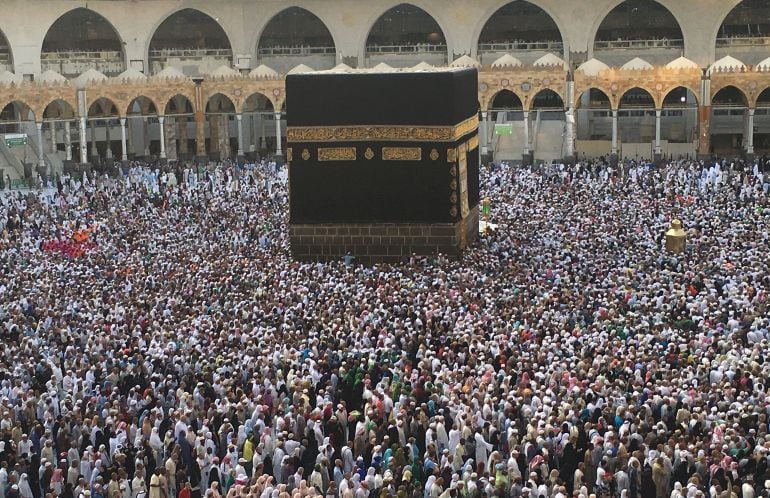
[363,3,450,62]
[529,88,565,111]
[147,8,233,74]
[126,96,159,117]
[618,87,656,109]
[206,93,236,113]
[716,0,770,40]
[42,99,77,120]
[591,0,685,54]
[0,26,13,71]
[87,97,120,118]
[241,92,276,114]
[41,8,125,76]
[164,94,195,115]
[475,1,565,56]
[257,7,336,55]
[0,100,35,121]
[711,85,749,107]
[662,86,699,107]
[755,87,770,108]
[488,89,524,111]
[575,88,612,109]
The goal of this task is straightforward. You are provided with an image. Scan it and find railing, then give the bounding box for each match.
[0,138,26,180]
[594,39,683,50]
[257,46,336,56]
[41,50,123,61]
[41,59,125,77]
[478,41,563,52]
[365,44,447,54]
[716,36,770,47]
[149,48,233,58]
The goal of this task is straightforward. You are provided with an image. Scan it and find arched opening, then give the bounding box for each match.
[593,0,683,66]
[717,0,770,64]
[257,7,336,73]
[123,96,160,160]
[753,87,770,154]
[43,99,77,159]
[477,1,563,65]
[0,29,12,72]
[0,101,35,183]
[710,86,748,157]
[41,8,125,77]
[365,4,447,67]
[487,90,524,162]
[205,94,236,160]
[530,89,566,162]
[531,89,564,110]
[617,87,656,159]
[661,87,698,149]
[576,88,612,147]
[164,95,195,160]
[242,93,277,156]
[86,98,120,163]
[0,102,34,138]
[148,9,232,76]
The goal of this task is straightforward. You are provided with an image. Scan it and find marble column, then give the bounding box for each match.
[120,118,128,161]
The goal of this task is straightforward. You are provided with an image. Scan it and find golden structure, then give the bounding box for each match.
[665,219,687,253]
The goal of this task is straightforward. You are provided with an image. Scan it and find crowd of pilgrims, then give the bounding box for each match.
[0,157,769,498]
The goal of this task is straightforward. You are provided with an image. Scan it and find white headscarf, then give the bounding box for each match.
[19,474,33,498]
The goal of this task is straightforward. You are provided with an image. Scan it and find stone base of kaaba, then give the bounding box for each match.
[291,206,479,264]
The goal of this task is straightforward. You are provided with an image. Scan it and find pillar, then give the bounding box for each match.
[522,110,531,165]
[120,118,128,161]
[79,117,87,164]
[209,114,219,153]
[195,110,205,157]
[611,109,619,157]
[249,114,256,152]
[218,115,230,160]
[158,116,167,160]
[697,73,711,160]
[746,108,755,156]
[64,121,72,161]
[480,111,488,156]
[90,120,97,158]
[105,120,112,159]
[179,117,188,155]
[165,116,177,161]
[565,108,575,162]
[143,117,150,157]
[49,122,57,154]
[236,113,244,158]
[274,111,283,157]
[36,122,45,168]
[654,108,662,160]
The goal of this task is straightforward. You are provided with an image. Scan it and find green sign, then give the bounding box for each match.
[494,124,513,135]
[4,133,27,147]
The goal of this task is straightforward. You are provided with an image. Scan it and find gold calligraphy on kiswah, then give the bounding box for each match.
[382,147,422,161]
[317,147,357,161]
[287,115,478,143]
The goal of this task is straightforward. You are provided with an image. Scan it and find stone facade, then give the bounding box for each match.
[290,206,479,264]
[0,0,747,75]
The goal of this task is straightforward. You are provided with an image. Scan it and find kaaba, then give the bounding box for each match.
[286,67,480,264]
